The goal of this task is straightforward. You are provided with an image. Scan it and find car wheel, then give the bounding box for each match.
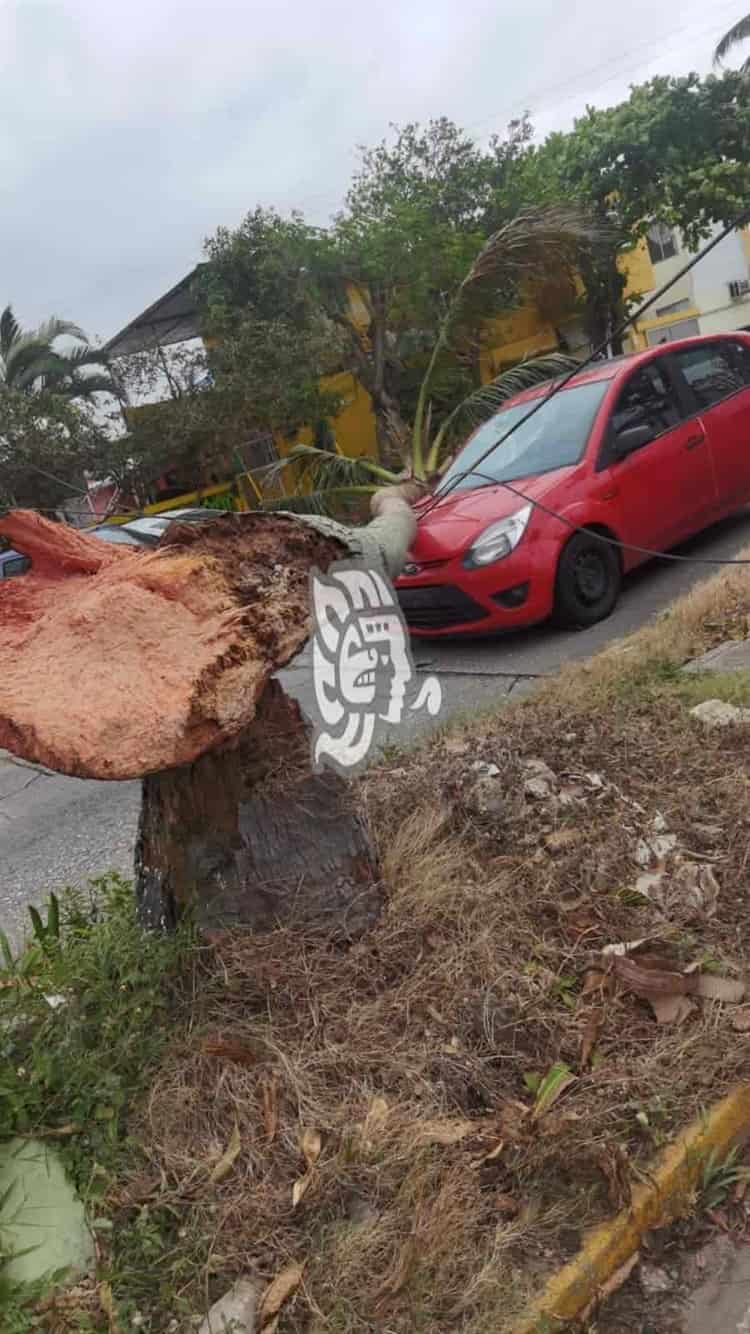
[552,530,621,628]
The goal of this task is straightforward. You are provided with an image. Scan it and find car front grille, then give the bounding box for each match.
[396,583,489,629]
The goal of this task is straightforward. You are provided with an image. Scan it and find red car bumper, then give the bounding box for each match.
[394,538,559,636]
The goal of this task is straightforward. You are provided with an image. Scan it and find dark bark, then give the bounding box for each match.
[135,679,381,937]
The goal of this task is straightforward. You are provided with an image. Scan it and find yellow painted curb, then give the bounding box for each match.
[514,1083,750,1333]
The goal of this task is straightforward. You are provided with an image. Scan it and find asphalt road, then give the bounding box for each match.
[4,506,750,948]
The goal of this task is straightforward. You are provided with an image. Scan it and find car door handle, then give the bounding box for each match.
[684,431,705,450]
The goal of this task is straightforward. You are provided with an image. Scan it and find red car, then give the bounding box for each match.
[396,333,750,635]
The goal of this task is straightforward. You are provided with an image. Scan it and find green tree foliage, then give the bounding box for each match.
[315,117,538,458]
[197,208,345,438]
[517,73,750,346]
[0,388,106,513]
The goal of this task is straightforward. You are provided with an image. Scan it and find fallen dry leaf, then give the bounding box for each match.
[581,968,606,996]
[301,1127,322,1167]
[694,974,745,1003]
[260,1261,305,1331]
[732,1007,750,1033]
[580,1006,605,1070]
[292,1171,314,1209]
[597,1143,631,1210]
[649,993,696,1025]
[199,1035,258,1066]
[209,1122,242,1184]
[544,827,582,853]
[292,1127,323,1208]
[414,1117,475,1145]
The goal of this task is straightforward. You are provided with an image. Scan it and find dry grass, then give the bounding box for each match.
[113,555,750,1332]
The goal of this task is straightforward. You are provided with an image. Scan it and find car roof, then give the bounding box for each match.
[504,332,750,408]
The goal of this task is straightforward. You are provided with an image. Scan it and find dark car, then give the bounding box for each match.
[90,507,223,549]
[0,548,31,578]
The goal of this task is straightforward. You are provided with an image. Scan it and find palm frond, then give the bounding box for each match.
[427,352,582,473]
[62,344,110,371]
[714,13,750,65]
[412,205,606,474]
[0,306,20,361]
[260,484,377,517]
[450,207,607,335]
[262,443,399,495]
[33,316,88,347]
[10,349,69,392]
[64,372,118,399]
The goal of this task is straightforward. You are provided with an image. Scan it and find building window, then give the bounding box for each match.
[645,317,699,346]
[654,297,690,319]
[646,222,677,265]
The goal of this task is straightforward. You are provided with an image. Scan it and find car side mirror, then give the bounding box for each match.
[612,423,652,459]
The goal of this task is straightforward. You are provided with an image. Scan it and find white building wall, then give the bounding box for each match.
[689,227,750,334]
[636,224,750,342]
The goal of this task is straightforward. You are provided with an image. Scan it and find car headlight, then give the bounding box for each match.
[463,505,532,568]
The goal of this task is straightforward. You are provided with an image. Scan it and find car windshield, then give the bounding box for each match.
[93,527,142,545]
[439,379,610,492]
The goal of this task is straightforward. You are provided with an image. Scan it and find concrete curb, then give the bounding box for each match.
[514,1083,750,1333]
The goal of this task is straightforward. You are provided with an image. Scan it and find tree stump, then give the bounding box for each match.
[135,679,381,936]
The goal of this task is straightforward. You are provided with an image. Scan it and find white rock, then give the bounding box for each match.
[524,776,552,801]
[197,1278,260,1334]
[690,699,750,728]
[634,871,665,900]
[471,760,500,778]
[584,771,605,790]
[639,1262,673,1295]
[651,813,668,835]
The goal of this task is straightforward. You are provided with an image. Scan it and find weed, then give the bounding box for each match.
[0,874,193,1322]
[699,1147,750,1212]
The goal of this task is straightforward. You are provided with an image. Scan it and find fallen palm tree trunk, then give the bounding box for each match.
[0,493,416,930]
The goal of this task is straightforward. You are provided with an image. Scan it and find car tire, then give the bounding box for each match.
[552,530,621,628]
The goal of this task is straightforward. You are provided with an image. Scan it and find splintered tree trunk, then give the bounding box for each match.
[135,680,381,937]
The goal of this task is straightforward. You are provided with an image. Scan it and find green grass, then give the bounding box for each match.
[667,668,750,710]
[0,876,194,1327]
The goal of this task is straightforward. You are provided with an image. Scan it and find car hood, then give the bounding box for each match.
[406,467,575,563]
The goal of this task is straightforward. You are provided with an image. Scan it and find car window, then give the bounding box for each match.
[92,526,142,545]
[1,555,31,577]
[439,379,610,492]
[727,339,750,385]
[671,343,745,410]
[125,517,169,537]
[609,363,683,444]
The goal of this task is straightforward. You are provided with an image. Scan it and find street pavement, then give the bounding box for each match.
[3,506,750,949]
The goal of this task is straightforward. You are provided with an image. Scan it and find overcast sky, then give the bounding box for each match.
[1,0,746,342]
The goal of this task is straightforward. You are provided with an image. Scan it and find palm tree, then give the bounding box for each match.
[0,305,115,400]
[264,205,602,511]
[714,15,750,72]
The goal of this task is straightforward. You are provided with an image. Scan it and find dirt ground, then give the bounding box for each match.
[98,554,750,1331]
